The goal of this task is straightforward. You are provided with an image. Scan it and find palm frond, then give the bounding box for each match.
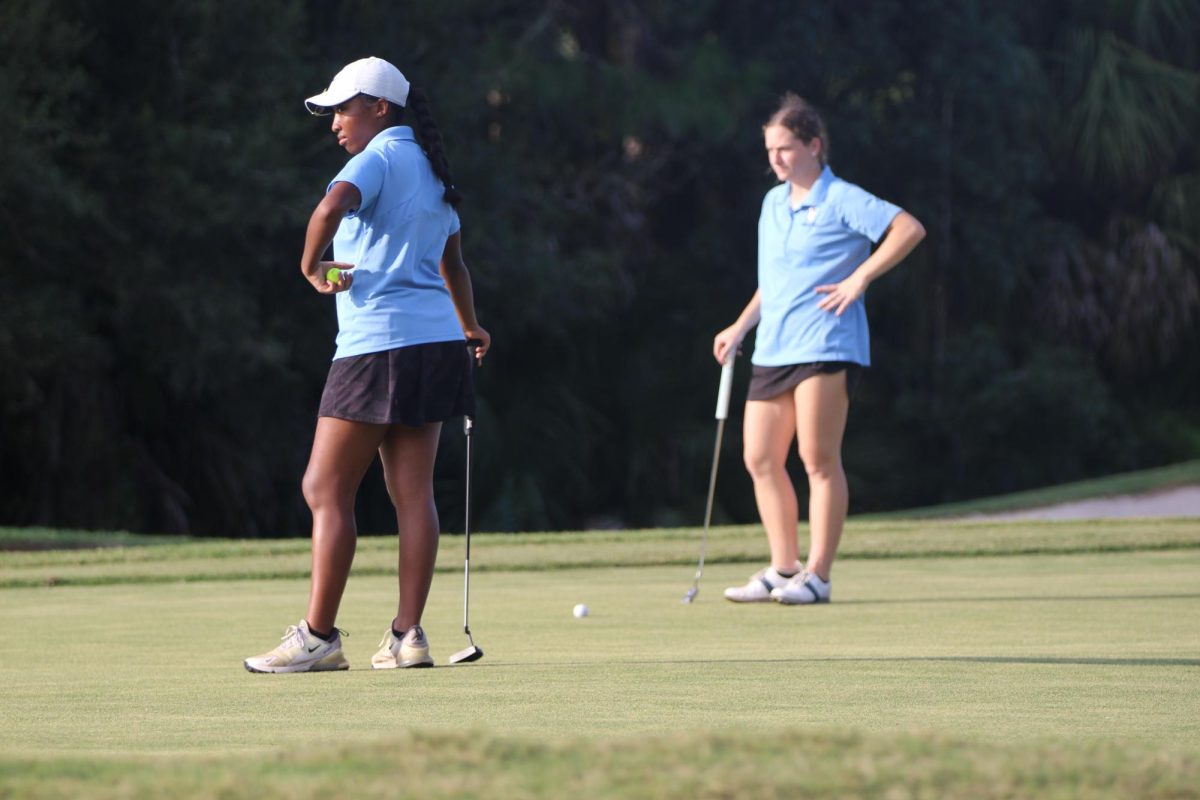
[1148,171,1200,258]
[1128,0,1200,66]
[1040,217,1198,372]
[1059,28,1199,186]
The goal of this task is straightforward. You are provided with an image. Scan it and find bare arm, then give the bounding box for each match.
[300,181,361,294]
[439,232,491,364]
[815,210,926,316]
[713,289,762,365]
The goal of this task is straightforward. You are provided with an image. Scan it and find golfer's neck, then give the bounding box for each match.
[789,168,821,205]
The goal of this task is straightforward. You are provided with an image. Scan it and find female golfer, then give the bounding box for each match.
[715,94,924,605]
[246,57,490,672]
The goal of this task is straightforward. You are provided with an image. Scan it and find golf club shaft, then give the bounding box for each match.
[461,338,484,644]
[462,414,473,636]
[692,416,726,583]
[449,339,486,662]
[688,352,737,595]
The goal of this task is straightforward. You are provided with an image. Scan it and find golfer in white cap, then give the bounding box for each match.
[245,57,491,673]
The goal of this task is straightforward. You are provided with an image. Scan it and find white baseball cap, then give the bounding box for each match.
[305,57,410,115]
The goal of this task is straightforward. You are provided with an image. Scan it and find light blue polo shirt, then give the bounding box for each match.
[328,126,463,360]
[754,166,900,367]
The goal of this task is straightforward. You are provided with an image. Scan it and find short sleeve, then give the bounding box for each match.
[838,183,901,243]
[328,148,387,216]
[449,208,461,235]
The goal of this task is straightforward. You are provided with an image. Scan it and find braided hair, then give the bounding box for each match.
[406,87,462,208]
[366,87,462,208]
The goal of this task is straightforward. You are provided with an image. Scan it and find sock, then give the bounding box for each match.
[392,627,406,640]
[307,624,335,642]
[776,568,798,579]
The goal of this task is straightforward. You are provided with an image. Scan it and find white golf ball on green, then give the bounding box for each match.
[573,603,589,618]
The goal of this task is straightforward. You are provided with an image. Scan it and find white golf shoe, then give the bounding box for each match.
[244,620,349,673]
[372,624,434,669]
[723,562,804,603]
[771,571,832,605]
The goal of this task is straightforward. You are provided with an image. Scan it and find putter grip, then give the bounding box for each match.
[715,351,736,420]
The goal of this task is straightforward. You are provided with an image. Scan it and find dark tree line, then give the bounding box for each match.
[1,0,1197,536]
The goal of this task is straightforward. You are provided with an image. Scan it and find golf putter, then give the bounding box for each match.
[450,339,484,664]
[683,348,737,603]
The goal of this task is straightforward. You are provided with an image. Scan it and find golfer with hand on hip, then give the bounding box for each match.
[246,57,490,672]
[714,93,924,605]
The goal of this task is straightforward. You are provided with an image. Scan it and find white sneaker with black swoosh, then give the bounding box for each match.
[244,620,349,673]
[372,624,434,669]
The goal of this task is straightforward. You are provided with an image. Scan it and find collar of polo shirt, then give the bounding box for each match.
[789,165,835,212]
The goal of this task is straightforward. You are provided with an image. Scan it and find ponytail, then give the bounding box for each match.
[406,87,463,208]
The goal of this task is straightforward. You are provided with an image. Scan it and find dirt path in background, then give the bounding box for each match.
[970,485,1200,521]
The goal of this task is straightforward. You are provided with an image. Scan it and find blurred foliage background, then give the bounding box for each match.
[1,0,1197,536]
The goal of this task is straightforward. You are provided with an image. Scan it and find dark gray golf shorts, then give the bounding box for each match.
[746,361,863,402]
[318,340,475,426]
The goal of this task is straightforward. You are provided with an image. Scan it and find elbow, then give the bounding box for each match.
[906,213,926,243]
[311,200,343,227]
[441,257,469,281]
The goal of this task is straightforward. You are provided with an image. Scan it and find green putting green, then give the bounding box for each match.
[1,522,1197,797]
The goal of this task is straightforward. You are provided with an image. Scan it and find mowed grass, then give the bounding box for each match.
[4,518,1199,588]
[1,521,1198,798]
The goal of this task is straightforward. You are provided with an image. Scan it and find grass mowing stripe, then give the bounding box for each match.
[8,518,1200,564]
[2,519,1198,589]
[1,730,1197,799]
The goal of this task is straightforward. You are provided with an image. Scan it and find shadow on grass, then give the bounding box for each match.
[878,655,1200,667]
[834,592,1200,605]
[448,655,1200,669]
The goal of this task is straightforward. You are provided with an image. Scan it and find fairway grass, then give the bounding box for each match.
[2,731,1197,800]
[2,517,1198,589]
[1,522,1198,797]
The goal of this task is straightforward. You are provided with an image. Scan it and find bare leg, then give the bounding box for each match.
[379,421,443,632]
[794,372,850,582]
[301,417,387,633]
[743,396,801,571]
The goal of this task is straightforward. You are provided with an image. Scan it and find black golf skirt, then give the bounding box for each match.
[318,340,476,426]
[747,361,863,402]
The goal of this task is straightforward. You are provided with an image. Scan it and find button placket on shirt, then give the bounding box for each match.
[785,198,818,255]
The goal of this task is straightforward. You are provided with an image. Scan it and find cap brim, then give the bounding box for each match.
[304,89,357,116]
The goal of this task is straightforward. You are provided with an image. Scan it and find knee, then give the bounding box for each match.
[744,448,783,481]
[302,467,346,512]
[384,479,436,515]
[798,445,842,481]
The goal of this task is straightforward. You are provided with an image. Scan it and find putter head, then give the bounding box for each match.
[449,645,483,664]
[682,587,698,604]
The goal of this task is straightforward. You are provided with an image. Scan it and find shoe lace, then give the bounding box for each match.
[282,624,348,648]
